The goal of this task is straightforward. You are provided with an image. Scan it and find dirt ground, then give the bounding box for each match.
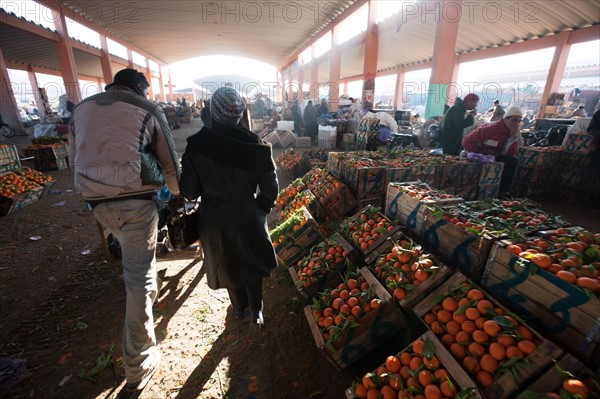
[0,118,421,399]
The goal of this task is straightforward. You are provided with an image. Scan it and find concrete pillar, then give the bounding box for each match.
[329,26,341,111]
[538,31,572,117]
[0,47,25,134]
[361,0,379,111]
[394,68,405,110]
[425,0,463,119]
[52,4,82,103]
[27,66,45,118]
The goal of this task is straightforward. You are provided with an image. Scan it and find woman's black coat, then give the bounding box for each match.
[179,123,279,289]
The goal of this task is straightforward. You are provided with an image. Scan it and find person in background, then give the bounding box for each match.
[490,100,505,121]
[522,110,535,129]
[291,99,302,134]
[318,98,329,116]
[439,93,479,155]
[200,99,211,128]
[255,94,265,119]
[303,100,318,141]
[267,106,281,130]
[462,105,523,198]
[179,87,278,327]
[264,96,272,120]
[571,105,587,118]
[69,68,181,394]
[181,97,187,107]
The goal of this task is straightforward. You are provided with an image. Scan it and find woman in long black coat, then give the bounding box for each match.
[179,87,279,326]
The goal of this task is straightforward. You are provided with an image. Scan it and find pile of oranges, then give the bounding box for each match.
[16,167,53,185]
[422,281,541,388]
[269,208,308,249]
[371,239,442,301]
[309,271,381,344]
[275,149,310,174]
[279,191,315,222]
[506,227,600,295]
[302,167,327,187]
[0,173,41,199]
[343,207,396,252]
[294,236,349,288]
[306,171,343,202]
[391,182,458,202]
[275,178,305,211]
[542,377,597,399]
[353,336,473,399]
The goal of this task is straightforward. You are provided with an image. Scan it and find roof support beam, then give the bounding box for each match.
[0,47,26,134]
[69,39,103,57]
[328,26,341,111]
[51,2,81,103]
[0,9,58,41]
[538,31,572,118]
[361,0,379,110]
[158,67,166,103]
[426,0,462,119]
[99,35,114,85]
[395,68,405,109]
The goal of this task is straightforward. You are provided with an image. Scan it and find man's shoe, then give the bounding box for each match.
[251,310,265,327]
[126,362,159,392]
[234,307,249,320]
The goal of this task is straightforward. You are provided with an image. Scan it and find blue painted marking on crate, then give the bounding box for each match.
[450,235,476,275]
[386,191,403,218]
[406,202,422,230]
[363,169,386,194]
[423,219,447,251]
[486,255,592,334]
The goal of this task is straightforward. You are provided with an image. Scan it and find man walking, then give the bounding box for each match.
[69,68,181,394]
[439,93,479,155]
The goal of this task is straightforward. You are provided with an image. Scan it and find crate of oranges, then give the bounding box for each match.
[345,331,484,399]
[516,353,599,398]
[289,233,361,300]
[341,205,401,258]
[0,172,44,216]
[366,237,452,310]
[304,267,406,370]
[15,167,55,197]
[269,207,322,267]
[413,272,563,399]
[481,227,600,368]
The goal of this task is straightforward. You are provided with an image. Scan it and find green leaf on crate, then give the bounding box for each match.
[427,293,446,306]
[423,337,435,360]
[554,360,577,381]
[457,388,476,399]
[455,303,469,316]
[498,355,523,369]
[493,316,515,328]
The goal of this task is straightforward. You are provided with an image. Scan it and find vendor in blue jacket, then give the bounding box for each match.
[439,93,479,155]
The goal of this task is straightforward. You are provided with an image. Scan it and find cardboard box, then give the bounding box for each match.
[564,132,596,153]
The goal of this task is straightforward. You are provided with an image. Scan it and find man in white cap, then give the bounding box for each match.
[462,104,523,198]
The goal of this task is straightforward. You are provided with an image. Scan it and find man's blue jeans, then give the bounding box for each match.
[93,199,161,383]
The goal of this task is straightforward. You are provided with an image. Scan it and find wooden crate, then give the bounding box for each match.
[518,147,563,168]
[564,132,596,153]
[384,181,463,238]
[561,151,594,169]
[515,354,591,397]
[384,165,419,186]
[362,230,406,266]
[421,215,498,283]
[416,163,437,185]
[288,233,361,300]
[343,165,387,198]
[0,145,21,174]
[295,136,311,148]
[303,267,406,370]
[414,272,564,399]
[0,185,43,216]
[438,184,479,201]
[514,165,552,185]
[434,162,482,187]
[553,167,593,188]
[363,247,452,311]
[273,207,322,267]
[512,183,546,199]
[343,204,403,259]
[311,179,357,221]
[344,330,485,398]
[481,240,600,368]
[324,152,343,179]
[355,193,384,211]
[479,162,504,186]
[278,130,296,148]
[24,145,69,171]
[277,189,328,224]
[477,184,500,200]
[262,130,280,147]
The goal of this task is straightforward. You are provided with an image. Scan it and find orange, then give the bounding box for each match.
[576,277,600,293]
[506,346,524,359]
[476,370,494,387]
[412,339,425,355]
[437,309,452,324]
[418,370,433,386]
[479,354,499,373]
[434,368,449,381]
[489,342,507,361]
[440,380,457,397]
[362,373,378,389]
[400,352,412,366]
[483,320,501,337]
[441,334,455,346]
[562,379,590,398]
[467,289,485,300]
[465,307,480,321]
[450,343,466,359]
[423,356,440,371]
[476,299,494,315]
[393,287,406,300]
[461,320,476,333]
[517,339,536,355]
[468,341,485,357]
[380,385,396,399]
[455,331,470,344]
[385,355,401,373]
[424,384,442,399]
[366,388,380,399]
[462,356,480,374]
[354,383,368,398]
[409,356,422,371]
[517,325,534,340]
[452,311,467,323]
[556,270,577,284]
[442,297,458,312]
[430,321,444,335]
[446,320,461,336]
[497,334,515,347]
[423,312,436,326]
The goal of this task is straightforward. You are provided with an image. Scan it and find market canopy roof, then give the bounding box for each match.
[0,0,598,80]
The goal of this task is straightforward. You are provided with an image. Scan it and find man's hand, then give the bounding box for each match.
[168,195,186,212]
